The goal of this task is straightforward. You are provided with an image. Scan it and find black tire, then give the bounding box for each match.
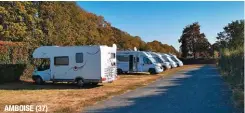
[76,79,84,88]
[34,76,44,85]
[163,66,167,71]
[117,69,123,74]
[91,82,99,86]
[149,68,157,74]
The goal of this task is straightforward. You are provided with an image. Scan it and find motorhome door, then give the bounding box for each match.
[129,55,137,72]
[52,56,71,80]
[129,55,134,71]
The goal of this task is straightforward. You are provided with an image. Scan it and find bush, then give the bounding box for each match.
[218,47,244,108]
[0,64,27,83]
[0,42,33,83]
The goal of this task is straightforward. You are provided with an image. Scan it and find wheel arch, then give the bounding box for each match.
[32,75,44,81]
[75,76,84,82]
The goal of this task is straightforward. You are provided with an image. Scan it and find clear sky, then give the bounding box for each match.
[77,1,244,50]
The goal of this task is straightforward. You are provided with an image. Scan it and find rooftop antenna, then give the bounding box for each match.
[134,47,137,51]
[112,44,117,48]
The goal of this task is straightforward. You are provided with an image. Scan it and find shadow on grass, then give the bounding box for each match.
[118,72,150,76]
[0,80,103,90]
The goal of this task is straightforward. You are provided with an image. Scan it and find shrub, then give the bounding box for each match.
[0,41,32,83]
[218,47,244,108]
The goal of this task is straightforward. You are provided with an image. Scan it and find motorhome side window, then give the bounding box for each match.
[54,56,69,65]
[76,53,83,63]
[143,57,152,64]
[116,55,128,62]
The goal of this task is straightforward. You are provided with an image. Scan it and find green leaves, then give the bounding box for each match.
[216,20,244,49]
[0,1,180,63]
[179,22,211,58]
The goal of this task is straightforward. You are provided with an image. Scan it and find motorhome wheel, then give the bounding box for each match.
[117,69,123,74]
[149,68,157,74]
[91,82,99,85]
[34,76,44,85]
[77,79,84,87]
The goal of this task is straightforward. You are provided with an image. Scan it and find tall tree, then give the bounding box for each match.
[216,20,244,49]
[179,22,210,59]
[146,40,179,56]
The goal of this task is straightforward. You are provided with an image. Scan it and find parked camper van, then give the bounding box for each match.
[161,54,178,68]
[32,44,117,87]
[117,51,163,74]
[148,52,171,70]
[168,54,183,66]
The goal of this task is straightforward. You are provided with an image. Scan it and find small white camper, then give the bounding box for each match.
[148,52,171,70]
[168,54,183,67]
[32,44,117,87]
[116,51,163,74]
[161,54,178,68]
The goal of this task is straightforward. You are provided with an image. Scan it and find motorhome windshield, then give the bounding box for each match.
[148,57,157,63]
[153,57,163,63]
[162,56,170,62]
[170,57,178,62]
[34,58,50,71]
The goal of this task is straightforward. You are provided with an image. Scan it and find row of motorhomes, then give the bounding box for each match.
[32,45,183,87]
[117,51,183,74]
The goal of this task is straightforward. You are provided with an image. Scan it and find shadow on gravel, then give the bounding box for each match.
[84,65,239,113]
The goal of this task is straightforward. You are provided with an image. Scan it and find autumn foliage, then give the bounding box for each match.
[0,2,179,83]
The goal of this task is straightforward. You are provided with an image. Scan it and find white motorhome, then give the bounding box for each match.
[168,54,183,66]
[161,54,178,68]
[32,44,117,87]
[148,52,171,70]
[116,51,163,74]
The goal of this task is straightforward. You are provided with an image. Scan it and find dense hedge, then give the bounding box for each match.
[179,58,217,64]
[0,43,34,83]
[217,47,244,108]
[0,64,27,83]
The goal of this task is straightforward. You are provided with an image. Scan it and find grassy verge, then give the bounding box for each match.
[217,47,244,110]
[220,72,244,109]
[0,65,202,113]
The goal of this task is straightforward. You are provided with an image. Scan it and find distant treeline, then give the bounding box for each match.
[0,1,179,55]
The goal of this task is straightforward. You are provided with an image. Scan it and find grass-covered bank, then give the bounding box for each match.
[217,47,244,109]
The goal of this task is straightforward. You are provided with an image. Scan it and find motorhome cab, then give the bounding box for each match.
[149,52,171,70]
[116,51,163,74]
[168,54,183,66]
[161,54,178,68]
[32,44,117,87]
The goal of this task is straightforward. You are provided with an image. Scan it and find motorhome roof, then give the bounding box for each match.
[33,45,115,58]
[117,51,152,57]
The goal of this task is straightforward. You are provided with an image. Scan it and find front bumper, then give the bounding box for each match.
[166,65,171,69]
[171,64,177,68]
[155,67,164,73]
[178,63,183,66]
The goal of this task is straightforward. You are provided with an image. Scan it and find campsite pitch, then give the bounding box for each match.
[0,65,201,113]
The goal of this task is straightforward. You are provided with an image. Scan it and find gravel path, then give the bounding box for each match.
[83,65,238,113]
